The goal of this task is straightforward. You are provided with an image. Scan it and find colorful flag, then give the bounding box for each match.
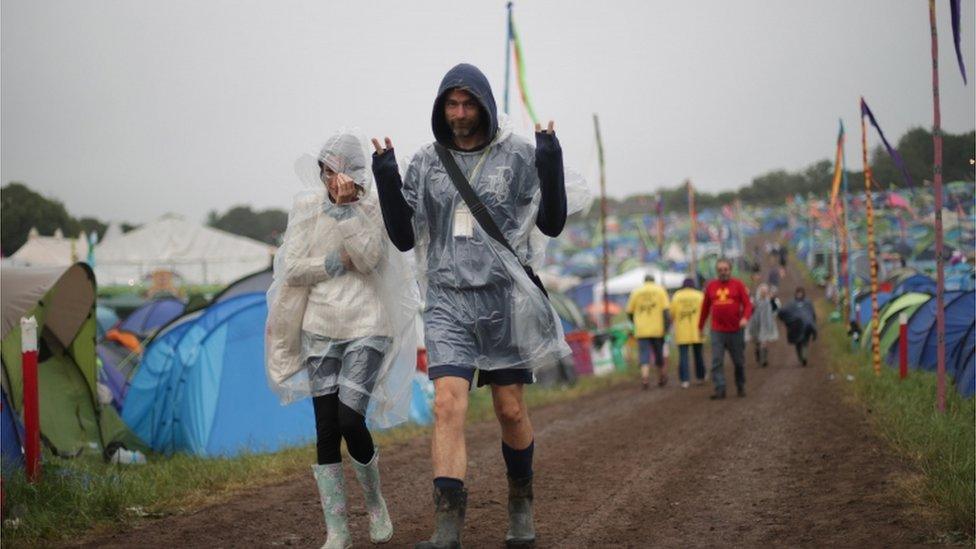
[507,8,538,124]
[950,0,968,84]
[860,98,914,188]
[829,120,845,211]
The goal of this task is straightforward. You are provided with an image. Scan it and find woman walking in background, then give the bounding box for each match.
[747,283,780,367]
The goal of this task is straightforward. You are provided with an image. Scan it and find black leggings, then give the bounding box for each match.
[312,393,375,465]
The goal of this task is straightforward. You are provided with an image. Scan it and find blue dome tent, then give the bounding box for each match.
[119,297,186,339]
[891,274,937,297]
[122,293,314,456]
[916,291,975,374]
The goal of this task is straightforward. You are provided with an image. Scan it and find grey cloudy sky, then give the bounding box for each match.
[2,0,974,225]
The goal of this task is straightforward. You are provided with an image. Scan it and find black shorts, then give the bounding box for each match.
[428,365,535,388]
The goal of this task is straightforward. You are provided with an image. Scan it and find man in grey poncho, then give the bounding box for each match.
[371,63,567,548]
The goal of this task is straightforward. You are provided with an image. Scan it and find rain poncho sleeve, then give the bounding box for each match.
[266,132,419,428]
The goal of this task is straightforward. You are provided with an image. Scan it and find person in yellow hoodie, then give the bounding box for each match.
[626,274,671,389]
[671,278,706,388]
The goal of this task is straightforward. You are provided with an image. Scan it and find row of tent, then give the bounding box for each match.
[2,260,598,462]
[854,285,975,397]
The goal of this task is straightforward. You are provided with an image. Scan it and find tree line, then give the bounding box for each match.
[579,127,975,219]
[2,127,973,254]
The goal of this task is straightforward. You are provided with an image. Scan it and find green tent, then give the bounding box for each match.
[877,293,931,356]
[861,292,931,352]
[1,263,144,458]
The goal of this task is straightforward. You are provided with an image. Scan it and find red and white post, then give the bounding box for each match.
[898,312,909,380]
[21,316,41,482]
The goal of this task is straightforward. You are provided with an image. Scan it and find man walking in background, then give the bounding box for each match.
[626,274,671,389]
[671,278,706,388]
[778,286,817,367]
[698,258,752,399]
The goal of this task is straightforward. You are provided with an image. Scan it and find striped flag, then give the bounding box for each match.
[829,120,845,212]
[507,8,539,124]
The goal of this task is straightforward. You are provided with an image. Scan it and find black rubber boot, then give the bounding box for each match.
[415,485,467,549]
[737,385,746,397]
[505,475,535,547]
[709,388,726,400]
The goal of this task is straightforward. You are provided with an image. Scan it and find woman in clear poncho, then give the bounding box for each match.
[265,132,417,549]
[746,282,780,367]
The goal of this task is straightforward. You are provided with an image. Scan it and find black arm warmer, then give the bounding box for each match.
[371,149,415,252]
[534,132,567,237]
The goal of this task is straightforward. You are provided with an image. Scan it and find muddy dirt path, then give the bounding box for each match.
[79,266,937,548]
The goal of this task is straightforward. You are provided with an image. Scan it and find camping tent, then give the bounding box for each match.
[96,305,119,341]
[94,214,274,286]
[875,292,931,356]
[915,291,975,373]
[0,263,144,457]
[211,268,273,304]
[855,291,892,327]
[1,389,24,469]
[892,291,964,369]
[122,293,314,456]
[891,274,936,297]
[118,297,186,338]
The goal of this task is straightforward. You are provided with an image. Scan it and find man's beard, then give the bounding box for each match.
[449,118,479,138]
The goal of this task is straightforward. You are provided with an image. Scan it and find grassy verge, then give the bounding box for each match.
[820,302,975,541]
[1,366,638,546]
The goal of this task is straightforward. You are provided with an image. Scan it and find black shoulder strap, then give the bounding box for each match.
[433,143,518,259]
[433,143,548,298]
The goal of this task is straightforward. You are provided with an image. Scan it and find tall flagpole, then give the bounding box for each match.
[503,2,513,115]
[840,120,854,324]
[735,198,745,269]
[687,180,698,285]
[594,114,611,328]
[929,0,947,412]
[860,98,882,376]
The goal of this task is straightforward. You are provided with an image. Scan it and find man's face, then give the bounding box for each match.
[716,261,732,281]
[444,88,481,139]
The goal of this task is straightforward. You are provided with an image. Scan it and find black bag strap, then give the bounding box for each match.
[434,143,548,298]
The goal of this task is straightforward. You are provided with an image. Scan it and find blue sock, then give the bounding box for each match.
[502,440,534,479]
[433,477,464,491]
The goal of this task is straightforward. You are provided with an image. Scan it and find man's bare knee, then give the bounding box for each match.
[494,400,524,425]
[434,389,467,425]
[492,387,526,426]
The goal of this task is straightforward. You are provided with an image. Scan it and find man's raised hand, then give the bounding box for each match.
[534,121,555,135]
[371,137,394,155]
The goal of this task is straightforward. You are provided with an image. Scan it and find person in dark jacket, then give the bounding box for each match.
[371,63,567,549]
[777,287,817,366]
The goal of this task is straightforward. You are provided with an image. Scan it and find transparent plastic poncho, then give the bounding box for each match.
[400,115,589,372]
[266,131,419,428]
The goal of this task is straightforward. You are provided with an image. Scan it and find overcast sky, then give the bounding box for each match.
[2,0,974,225]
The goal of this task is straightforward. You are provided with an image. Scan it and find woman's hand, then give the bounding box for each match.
[333,173,358,204]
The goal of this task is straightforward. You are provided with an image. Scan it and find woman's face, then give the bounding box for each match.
[320,165,339,194]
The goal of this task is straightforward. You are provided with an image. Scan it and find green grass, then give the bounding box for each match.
[1,367,638,546]
[820,303,975,541]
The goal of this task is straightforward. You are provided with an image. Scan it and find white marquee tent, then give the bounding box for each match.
[10,228,89,267]
[593,264,688,303]
[94,214,274,286]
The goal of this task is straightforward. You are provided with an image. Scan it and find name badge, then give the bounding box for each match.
[454,205,474,238]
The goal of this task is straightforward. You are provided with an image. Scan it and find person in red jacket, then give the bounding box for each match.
[698,258,753,399]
